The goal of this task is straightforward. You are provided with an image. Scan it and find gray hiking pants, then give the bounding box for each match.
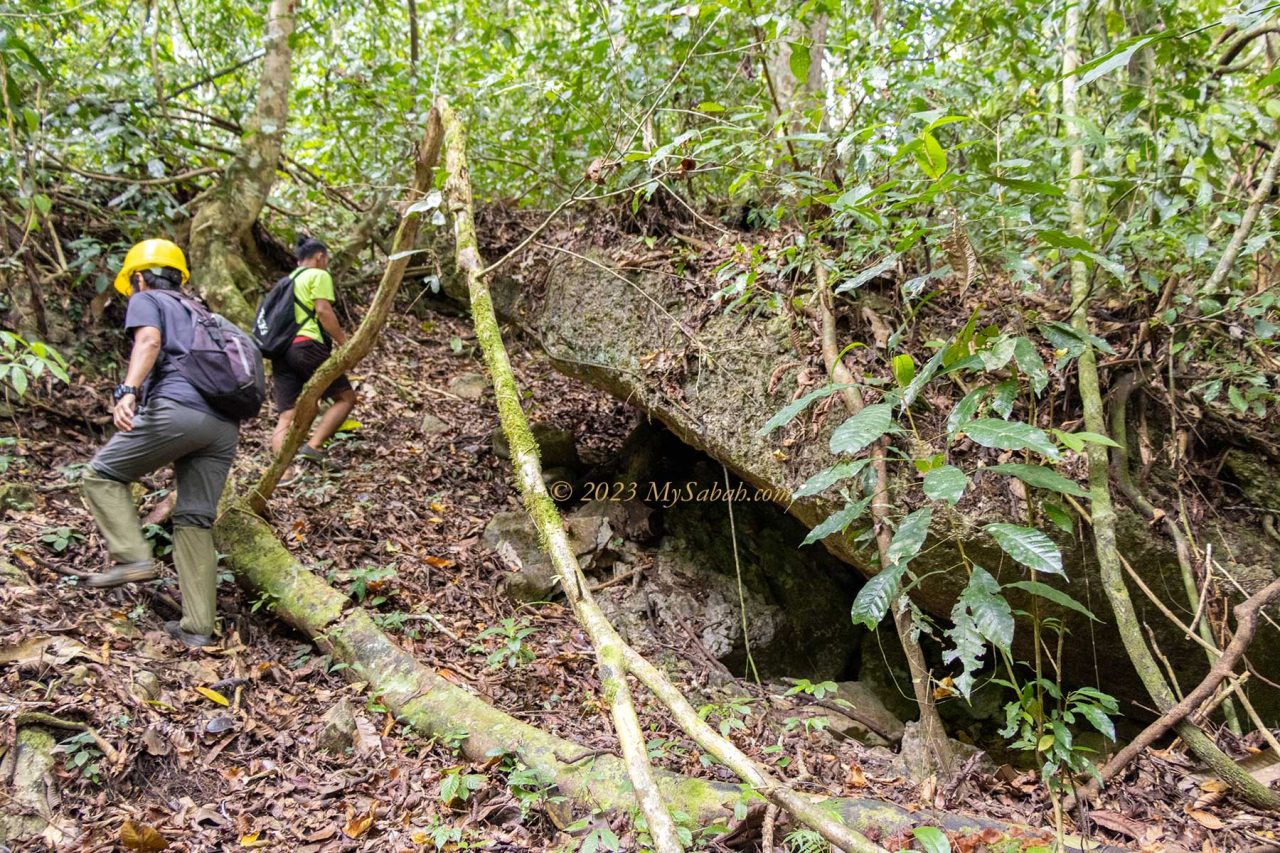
[82,398,238,635]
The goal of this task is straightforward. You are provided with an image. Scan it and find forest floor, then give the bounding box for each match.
[3,306,1278,852]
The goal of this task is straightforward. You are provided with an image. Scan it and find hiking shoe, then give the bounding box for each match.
[298,445,343,471]
[297,445,324,463]
[164,620,214,648]
[84,560,159,588]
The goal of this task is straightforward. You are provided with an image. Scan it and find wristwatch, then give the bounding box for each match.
[113,384,139,402]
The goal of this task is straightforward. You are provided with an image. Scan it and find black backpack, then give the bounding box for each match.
[157,291,267,421]
[252,269,328,359]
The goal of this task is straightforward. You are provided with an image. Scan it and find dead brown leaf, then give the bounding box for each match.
[120,819,169,851]
[341,804,376,839]
[1185,808,1226,830]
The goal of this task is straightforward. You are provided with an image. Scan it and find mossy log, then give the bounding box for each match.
[214,501,1109,849]
[0,726,59,844]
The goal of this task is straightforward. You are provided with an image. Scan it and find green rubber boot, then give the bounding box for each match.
[173,525,218,639]
[81,471,151,565]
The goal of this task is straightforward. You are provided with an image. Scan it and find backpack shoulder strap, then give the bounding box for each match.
[289,269,332,345]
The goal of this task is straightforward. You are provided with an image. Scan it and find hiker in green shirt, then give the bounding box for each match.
[268,237,357,464]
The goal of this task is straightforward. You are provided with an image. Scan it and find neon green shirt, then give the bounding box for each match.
[292,268,336,344]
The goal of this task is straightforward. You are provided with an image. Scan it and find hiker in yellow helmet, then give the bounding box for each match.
[81,239,240,649]
[113,238,190,297]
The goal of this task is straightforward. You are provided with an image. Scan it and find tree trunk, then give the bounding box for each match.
[186,0,295,326]
[1062,4,1280,811]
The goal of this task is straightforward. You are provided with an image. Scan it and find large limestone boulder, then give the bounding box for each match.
[457,246,1280,716]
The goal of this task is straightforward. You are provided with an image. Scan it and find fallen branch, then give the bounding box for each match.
[436,95,686,853]
[1067,578,1280,809]
[212,502,1094,849]
[249,110,443,513]
[14,711,122,767]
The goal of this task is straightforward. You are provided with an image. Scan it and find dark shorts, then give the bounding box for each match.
[271,339,353,412]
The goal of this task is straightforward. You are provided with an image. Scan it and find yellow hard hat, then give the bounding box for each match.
[114,239,190,297]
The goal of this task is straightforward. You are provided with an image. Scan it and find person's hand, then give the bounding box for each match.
[113,393,137,431]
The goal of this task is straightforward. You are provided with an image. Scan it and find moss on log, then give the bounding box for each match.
[214,500,1112,849]
[0,726,59,844]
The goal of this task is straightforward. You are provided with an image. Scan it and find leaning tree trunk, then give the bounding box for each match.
[186,0,295,326]
[438,97,899,853]
[1061,3,1280,811]
[249,110,443,513]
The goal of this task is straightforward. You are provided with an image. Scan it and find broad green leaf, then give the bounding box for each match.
[1005,580,1100,622]
[944,566,1013,699]
[850,564,906,629]
[1013,337,1049,395]
[885,507,932,568]
[891,353,915,388]
[794,459,869,499]
[835,254,898,294]
[1038,320,1115,356]
[916,131,947,179]
[695,101,725,112]
[985,523,1064,576]
[960,418,1060,459]
[900,344,947,410]
[1036,228,1093,252]
[759,384,852,436]
[965,567,1014,652]
[978,334,1017,371]
[1075,703,1116,741]
[987,463,1088,497]
[788,42,810,82]
[802,497,870,545]
[923,465,968,505]
[926,115,968,131]
[990,379,1018,419]
[1042,501,1075,534]
[829,403,894,456]
[911,826,952,853]
[10,367,29,397]
[1068,34,1162,87]
[1053,429,1121,452]
[946,386,988,437]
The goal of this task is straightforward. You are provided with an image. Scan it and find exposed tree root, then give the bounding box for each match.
[1067,577,1280,809]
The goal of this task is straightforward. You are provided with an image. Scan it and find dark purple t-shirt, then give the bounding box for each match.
[124,290,218,417]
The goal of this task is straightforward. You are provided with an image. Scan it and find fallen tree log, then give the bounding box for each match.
[438,97,686,853]
[213,502,1106,850]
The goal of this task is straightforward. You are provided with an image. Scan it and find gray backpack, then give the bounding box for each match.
[158,291,266,421]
